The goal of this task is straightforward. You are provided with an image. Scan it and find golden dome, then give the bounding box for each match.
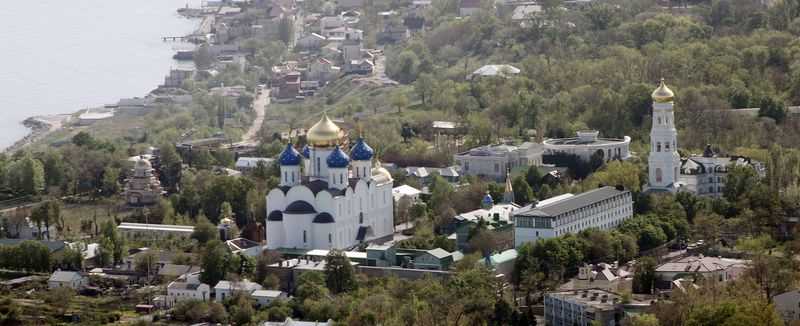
[371,159,393,184]
[651,78,675,103]
[306,113,345,147]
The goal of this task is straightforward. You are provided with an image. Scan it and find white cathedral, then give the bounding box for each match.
[265,114,395,250]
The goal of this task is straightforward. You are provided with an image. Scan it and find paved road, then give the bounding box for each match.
[236,89,270,147]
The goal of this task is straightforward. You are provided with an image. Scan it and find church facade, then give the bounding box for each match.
[265,114,395,250]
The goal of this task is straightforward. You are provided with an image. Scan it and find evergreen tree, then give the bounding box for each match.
[324,250,357,294]
[200,240,229,287]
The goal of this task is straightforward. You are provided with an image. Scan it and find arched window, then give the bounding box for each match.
[316,158,320,175]
[359,213,364,224]
[655,168,663,183]
[656,142,662,152]
[665,143,670,151]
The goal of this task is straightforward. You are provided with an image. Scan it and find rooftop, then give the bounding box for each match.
[118,223,195,233]
[543,130,629,146]
[547,289,635,311]
[49,271,83,282]
[515,186,628,218]
[656,255,748,274]
[456,203,519,224]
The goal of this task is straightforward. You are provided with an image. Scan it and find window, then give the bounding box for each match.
[665,143,670,151]
[328,233,332,244]
[340,174,343,184]
[359,213,364,224]
[316,158,320,175]
[709,186,714,193]
[658,117,662,124]
[303,230,307,243]
[655,168,663,183]
[656,142,661,152]
[494,163,499,172]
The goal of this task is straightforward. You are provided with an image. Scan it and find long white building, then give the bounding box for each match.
[266,114,394,250]
[513,186,633,246]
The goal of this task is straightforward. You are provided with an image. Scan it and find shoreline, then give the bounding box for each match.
[3,6,202,155]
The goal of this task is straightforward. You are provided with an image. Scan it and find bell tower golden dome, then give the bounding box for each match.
[651,78,675,103]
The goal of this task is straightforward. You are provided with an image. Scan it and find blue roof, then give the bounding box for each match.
[313,212,335,223]
[326,146,350,168]
[301,145,311,159]
[285,201,316,214]
[350,138,374,161]
[267,210,283,221]
[279,143,302,166]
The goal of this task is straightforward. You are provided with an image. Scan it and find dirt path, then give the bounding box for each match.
[238,89,270,147]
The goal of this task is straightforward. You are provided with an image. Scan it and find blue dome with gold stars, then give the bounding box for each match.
[350,138,374,161]
[279,143,302,166]
[326,145,350,168]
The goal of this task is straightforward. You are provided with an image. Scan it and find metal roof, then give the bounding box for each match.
[514,187,628,218]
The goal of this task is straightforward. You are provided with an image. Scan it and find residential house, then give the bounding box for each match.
[774,290,800,324]
[396,248,454,270]
[561,263,633,294]
[392,185,422,203]
[296,33,326,51]
[654,255,749,285]
[306,58,340,85]
[235,157,276,173]
[115,97,155,116]
[163,69,194,88]
[511,4,542,22]
[214,279,263,302]
[158,264,202,283]
[459,0,484,16]
[48,271,86,290]
[453,199,519,251]
[320,16,345,32]
[483,249,518,279]
[166,281,211,307]
[253,290,288,307]
[470,64,521,79]
[335,0,364,10]
[7,216,57,240]
[226,238,264,257]
[344,59,374,75]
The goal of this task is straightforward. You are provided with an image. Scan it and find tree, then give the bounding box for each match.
[525,166,543,191]
[159,144,183,191]
[675,192,703,224]
[587,161,641,192]
[390,89,410,113]
[388,50,420,84]
[278,17,294,45]
[194,44,214,70]
[100,220,126,264]
[45,287,74,315]
[414,73,435,105]
[101,167,120,196]
[135,251,159,283]
[758,95,786,123]
[633,256,656,294]
[324,250,357,294]
[59,245,83,271]
[192,214,219,245]
[295,271,328,302]
[512,176,534,205]
[623,314,660,326]
[200,240,229,287]
[71,131,95,147]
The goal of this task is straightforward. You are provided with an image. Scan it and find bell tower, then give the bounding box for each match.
[647,79,681,192]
